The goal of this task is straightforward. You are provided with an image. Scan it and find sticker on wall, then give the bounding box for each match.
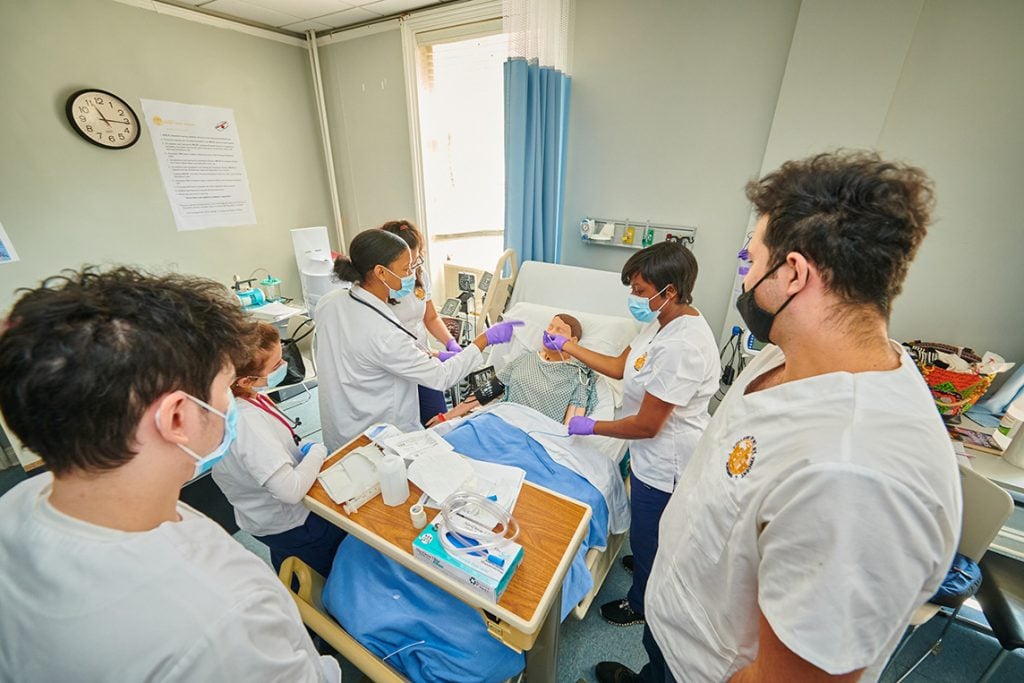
[140,99,256,231]
[0,220,19,265]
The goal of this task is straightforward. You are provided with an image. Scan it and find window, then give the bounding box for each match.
[403,3,508,297]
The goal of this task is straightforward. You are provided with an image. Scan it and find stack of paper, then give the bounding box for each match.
[380,429,453,461]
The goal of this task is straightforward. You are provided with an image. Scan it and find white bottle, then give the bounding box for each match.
[378,454,410,506]
[993,395,1024,450]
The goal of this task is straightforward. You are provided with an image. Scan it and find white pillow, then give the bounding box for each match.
[491,301,641,408]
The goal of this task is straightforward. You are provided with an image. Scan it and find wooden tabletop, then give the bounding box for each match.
[305,435,591,638]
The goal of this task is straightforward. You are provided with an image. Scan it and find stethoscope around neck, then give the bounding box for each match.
[349,289,432,356]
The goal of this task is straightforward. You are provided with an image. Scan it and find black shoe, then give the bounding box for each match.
[596,661,641,683]
[622,554,634,573]
[600,598,645,626]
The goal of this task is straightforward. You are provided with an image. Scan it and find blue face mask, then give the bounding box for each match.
[158,390,238,478]
[627,285,669,323]
[261,361,289,390]
[380,266,415,299]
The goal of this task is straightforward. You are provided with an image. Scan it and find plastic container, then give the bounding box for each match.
[260,275,283,302]
[377,454,410,506]
[993,395,1024,450]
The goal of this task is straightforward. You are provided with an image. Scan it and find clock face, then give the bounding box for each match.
[65,89,140,149]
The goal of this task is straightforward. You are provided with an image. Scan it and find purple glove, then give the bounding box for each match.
[568,416,596,436]
[484,320,525,345]
[445,339,462,353]
[542,331,569,352]
[438,350,458,362]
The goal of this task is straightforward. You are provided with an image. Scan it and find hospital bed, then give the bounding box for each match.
[284,261,639,681]
[488,260,640,618]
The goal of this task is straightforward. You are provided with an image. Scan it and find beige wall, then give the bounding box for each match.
[560,0,802,339]
[318,27,417,246]
[0,0,334,312]
[563,0,1024,366]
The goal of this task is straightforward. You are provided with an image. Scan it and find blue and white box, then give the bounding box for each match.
[412,514,524,603]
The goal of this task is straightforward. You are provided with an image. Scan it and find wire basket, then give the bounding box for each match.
[903,340,995,420]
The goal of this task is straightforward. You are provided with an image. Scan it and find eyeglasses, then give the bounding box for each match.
[411,257,424,270]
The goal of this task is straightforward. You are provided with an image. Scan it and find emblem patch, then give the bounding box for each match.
[634,353,647,372]
[414,287,426,300]
[726,436,757,478]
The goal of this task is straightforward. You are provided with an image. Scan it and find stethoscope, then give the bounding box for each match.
[243,393,302,446]
[349,290,432,357]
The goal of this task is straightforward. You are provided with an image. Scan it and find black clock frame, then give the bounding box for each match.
[65,88,141,150]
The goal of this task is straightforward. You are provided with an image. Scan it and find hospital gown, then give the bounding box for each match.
[498,353,597,422]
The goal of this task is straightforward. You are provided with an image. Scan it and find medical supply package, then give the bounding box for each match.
[412,514,523,603]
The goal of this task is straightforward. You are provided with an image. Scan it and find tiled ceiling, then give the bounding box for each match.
[168,0,449,35]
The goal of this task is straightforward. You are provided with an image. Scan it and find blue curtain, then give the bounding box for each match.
[504,57,571,264]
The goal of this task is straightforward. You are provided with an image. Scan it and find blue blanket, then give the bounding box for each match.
[322,413,610,683]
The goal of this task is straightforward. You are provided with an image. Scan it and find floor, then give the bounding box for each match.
[2,387,1022,682]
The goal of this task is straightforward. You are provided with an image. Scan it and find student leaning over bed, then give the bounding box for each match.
[212,321,345,579]
[428,313,598,426]
[316,228,520,449]
[542,241,721,627]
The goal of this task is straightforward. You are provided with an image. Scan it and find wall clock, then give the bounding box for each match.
[65,89,140,150]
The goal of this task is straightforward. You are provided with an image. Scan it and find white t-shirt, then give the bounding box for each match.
[645,344,962,682]
[619,312,720,492]
[390,268,432,346]
[316,284,483,449]
[0,473,340,683]
[212,398,310,536]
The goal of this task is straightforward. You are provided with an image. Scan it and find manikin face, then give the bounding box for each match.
[546,316,578,344]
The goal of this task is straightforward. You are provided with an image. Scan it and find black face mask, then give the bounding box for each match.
[736,262,797,344]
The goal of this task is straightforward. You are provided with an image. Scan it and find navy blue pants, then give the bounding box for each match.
[418,385,449,426]
[639,624,677,682]
[255,511,347,579]
[627,469,673,614]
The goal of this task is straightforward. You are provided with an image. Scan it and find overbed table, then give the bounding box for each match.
[304,434,592,681]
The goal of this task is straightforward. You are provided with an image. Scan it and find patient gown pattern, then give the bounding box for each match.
[322,411,616,683]
[497,353,598,422]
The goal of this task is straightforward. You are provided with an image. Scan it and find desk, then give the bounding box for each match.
[965,448,1024,495]
[304,435,592,680]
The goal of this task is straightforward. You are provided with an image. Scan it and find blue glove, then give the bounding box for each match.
[568,416,596,436]
[484,320,525,345]
[445,339,462,353]
[438,350,458,362]
[543,331,569,352]
[298,442,326,462]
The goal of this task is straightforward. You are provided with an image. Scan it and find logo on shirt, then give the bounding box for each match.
[726,436,757,478]
[414,287,426,300]
[634,352,647,372]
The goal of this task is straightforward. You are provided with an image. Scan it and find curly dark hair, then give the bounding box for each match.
[0,267,255,475]
[745,150,935,317]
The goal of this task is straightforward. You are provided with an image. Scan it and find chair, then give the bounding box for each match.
[278,556,409,683]
[974,541,1024,682]
[886,464,1015,681]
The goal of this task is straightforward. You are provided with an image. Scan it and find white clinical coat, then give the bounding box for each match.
[316,284,482,449]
